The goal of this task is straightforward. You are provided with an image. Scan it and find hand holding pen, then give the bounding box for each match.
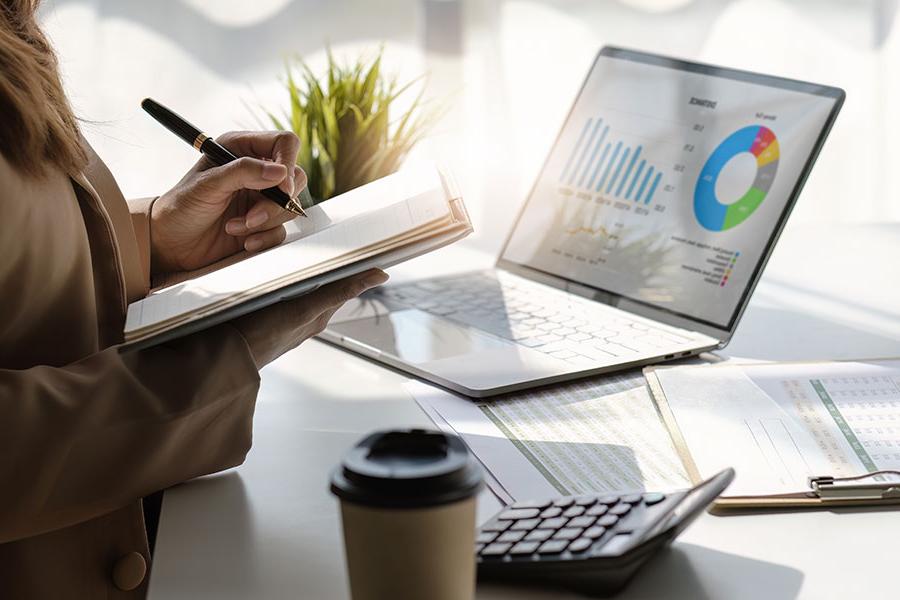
[142,98,309,273]
[142,98,307,216]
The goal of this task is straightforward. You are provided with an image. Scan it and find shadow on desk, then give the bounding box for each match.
[727,305,900,361]
[479,543,804,600]
[156,472,263,597]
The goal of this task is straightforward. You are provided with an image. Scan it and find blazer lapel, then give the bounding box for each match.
[70,172,128,346]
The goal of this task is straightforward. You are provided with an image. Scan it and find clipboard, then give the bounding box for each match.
[644,359,900,508]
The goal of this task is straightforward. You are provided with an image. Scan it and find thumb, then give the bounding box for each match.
[197,157,287,196]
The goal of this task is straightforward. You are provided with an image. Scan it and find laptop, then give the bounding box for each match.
[322,47,844,397]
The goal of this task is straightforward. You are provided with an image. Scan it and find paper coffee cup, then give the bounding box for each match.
[330,429,483,600]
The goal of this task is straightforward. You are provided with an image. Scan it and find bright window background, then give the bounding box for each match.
[41,0,900,254]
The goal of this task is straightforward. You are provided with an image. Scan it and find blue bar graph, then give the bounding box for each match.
[616,146,642,197]
[577,125,609,188]
[587,140,611,190]
[596,141,622,192]
[567,120,602,186]
[626,160,646,200]
[635,167,655,203]
[559,118,592,182]
[560,116,665,205]
[606,147,631,194]
[644,172,663,205]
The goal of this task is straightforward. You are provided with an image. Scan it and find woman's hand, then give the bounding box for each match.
[149,130,306,274]
[233,269,389,369]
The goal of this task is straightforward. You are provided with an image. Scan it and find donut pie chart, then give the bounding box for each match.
[693,125,779,231]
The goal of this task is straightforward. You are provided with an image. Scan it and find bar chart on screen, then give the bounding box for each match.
[559,116,666,206]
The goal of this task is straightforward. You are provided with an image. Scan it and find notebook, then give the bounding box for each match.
[645,359,900,508]
[123,165,472,350]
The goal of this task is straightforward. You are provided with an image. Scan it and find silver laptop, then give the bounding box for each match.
[322,47,844,397]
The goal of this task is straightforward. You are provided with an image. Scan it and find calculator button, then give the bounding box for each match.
[583,526,607,539]
[622,494,643,504]
[477,531,498,544]
[540,517,568,529]
[567,515,596,529]
[510,541,541,555]
[552,497,575,508]
[537,540,569,554]
[586,504,608,517]
[481,542,512,556]
[524,529,554,542]
[594,533,633,557]
[609,503,632,516]
[562,506,585,518]
[552,528,583,541]
[511,518,541,531]
[599,495,620,505]
[497,530,526,543]
[574,496,597,507]
[499,508,540,520]
[643,492,666,505]
[482,520,512,532]
[568,537,593,553]
[540,506,563,519]
[597,515,619,528]
[511,499,552,510]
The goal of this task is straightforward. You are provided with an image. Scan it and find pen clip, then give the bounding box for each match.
[808,470,900,501]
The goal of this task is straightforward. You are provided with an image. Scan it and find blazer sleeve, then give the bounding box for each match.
[0,324,260,544]
[128,196,155,288]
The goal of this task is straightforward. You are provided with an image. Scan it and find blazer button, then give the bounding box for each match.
[112,552,147,591]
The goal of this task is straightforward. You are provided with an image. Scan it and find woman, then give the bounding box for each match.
[0,2,388,597]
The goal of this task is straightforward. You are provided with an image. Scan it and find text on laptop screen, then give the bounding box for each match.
[502,53,837,329]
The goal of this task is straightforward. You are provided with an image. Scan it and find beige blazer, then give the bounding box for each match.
[0,144,261,598]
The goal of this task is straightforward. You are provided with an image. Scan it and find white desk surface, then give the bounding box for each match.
[149,223,900,600]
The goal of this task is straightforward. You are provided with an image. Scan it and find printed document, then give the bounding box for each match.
[650,359,900,497]
[408,371,690,502]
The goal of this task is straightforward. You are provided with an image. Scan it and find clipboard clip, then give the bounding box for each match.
[808,470,900,501]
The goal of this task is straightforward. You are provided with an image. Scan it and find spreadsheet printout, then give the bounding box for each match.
[654,359,900,497]
[408,371,690,501]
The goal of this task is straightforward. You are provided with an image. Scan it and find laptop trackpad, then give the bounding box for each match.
[329,309,512,363]
[328,309,571,394]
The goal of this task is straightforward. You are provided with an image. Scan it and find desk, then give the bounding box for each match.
[148,223,900,600]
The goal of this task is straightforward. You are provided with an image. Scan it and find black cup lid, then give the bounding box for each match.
[330,429,483,509]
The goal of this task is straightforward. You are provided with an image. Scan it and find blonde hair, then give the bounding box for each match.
[0,0,87,177]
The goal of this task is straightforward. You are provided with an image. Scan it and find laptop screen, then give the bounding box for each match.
[500,48,842,331]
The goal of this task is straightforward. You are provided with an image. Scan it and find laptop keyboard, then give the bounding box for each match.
[376,272,702,367]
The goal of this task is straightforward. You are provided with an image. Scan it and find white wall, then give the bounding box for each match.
[41,0,900,253]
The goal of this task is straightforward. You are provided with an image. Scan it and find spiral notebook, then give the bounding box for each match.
[123,165,472,350]
[645,358,900,508]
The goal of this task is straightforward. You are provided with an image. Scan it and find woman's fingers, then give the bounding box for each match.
[243,224,287,253]
[197,156,287,196]
[225,198,294,235]
[216,130,301,197]
[294,270,390,319]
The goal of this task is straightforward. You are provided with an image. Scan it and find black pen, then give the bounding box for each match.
[141,97,307,217]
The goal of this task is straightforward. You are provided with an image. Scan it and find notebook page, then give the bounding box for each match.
[126,169,451,334]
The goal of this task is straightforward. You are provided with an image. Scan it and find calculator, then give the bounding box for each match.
[476,468,735,596]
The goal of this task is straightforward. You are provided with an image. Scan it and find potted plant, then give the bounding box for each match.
[260,48,437,207]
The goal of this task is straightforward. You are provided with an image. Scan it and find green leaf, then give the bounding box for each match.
[253,48,438,201]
